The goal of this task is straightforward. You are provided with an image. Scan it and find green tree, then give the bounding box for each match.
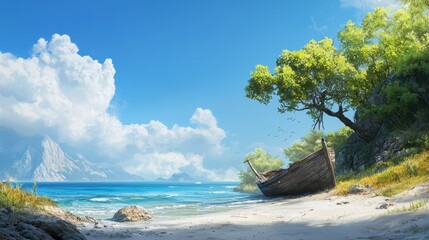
[235,148,283,193]
[284,130,324,163]
[246,38,367,138]
[327,126,353,152]
[245,3,429,141]
[284,127,353,163]
[338,6,428,106]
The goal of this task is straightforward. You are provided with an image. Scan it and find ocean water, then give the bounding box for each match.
[20,182,266,220]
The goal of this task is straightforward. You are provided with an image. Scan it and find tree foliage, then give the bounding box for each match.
[327,127,354,152]
[284,130,324,163]
[284,127,352,163]
[338,6,429,106]
[235,148,283,193]
[245,3,429,141]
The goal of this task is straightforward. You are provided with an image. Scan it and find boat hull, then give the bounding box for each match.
[257,146,335,197]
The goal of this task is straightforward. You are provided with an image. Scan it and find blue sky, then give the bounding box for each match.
[0,0,398,180]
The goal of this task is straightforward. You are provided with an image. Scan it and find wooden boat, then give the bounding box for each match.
[244,138,336,197]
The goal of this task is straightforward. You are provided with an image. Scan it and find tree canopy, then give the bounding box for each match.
[245,2,429,141]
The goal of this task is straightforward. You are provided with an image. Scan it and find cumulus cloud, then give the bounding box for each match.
[0,34,115,141]
[340,0,401,11]
[125,152,238,181]
[0,34,232,180]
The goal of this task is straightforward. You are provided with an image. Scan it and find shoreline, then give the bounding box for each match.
[78,183,429,240]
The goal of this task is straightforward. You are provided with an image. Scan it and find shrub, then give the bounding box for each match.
[235,148,283,193]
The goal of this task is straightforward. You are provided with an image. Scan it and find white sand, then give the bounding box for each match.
[79,183,429,240]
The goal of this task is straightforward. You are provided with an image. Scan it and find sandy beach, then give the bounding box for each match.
[78,183,429,240]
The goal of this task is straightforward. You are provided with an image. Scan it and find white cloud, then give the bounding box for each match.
[0,34,115,141]
[0,34,231,181]
[340,0,401,11]
[126,152,191,179]
[191,108,218,127]
[125,152,239,181]
[309,16,328,33]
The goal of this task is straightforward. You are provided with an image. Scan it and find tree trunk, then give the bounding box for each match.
[320,106,373,141]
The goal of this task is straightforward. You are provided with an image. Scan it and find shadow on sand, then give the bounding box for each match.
[81,210,429,240]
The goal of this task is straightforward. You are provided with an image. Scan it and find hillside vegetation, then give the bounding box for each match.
[335,150,429,196]
[0,181,56,212]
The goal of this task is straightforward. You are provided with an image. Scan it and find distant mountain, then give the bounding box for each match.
[0,128,141,182]
[157,172,196,182]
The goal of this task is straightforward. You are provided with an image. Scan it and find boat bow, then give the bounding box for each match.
[244,158,267,182]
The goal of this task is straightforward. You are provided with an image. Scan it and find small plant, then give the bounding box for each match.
[388,199,428,214]
[405,161,418,177]
[408,199,428,211]
[33,180,37,195]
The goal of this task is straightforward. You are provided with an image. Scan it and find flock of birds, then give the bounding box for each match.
[267,117,300,142]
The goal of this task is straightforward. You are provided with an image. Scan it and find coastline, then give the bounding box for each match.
[78,183,429,240]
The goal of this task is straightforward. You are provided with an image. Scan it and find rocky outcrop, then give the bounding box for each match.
[0,207,87,240]
[40,205,96,224]
[113,206,153,222]
[335,129,415,174]
[335,72,423,174]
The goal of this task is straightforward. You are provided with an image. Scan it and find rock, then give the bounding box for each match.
[349,184,370,194]
[15,222,54,240]
[377,203,394,209]
[0,207,86,240]
[42,205,95,224]
[29,219,86,240]
[0,228,26,240]
[94,222,102,229]
[113,206,153,222]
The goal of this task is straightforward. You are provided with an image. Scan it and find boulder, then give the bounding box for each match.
[349,184,370,194]
[30,219,86,240]
[0,207,86,240]
[113,206,153,222]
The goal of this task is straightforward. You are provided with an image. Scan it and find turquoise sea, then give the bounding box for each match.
[20,182,267,220]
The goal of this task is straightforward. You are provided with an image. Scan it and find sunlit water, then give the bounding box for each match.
[20,182,268,220]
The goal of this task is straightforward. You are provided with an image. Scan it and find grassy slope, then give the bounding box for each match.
[0,181,56,212]
[335,150,429,196]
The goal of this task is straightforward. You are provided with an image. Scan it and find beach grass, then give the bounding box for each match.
[0,181,56,212]
[388,199,428,214]
[335,150,429,196]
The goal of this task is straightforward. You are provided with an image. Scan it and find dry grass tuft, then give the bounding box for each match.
[0,181,56,212]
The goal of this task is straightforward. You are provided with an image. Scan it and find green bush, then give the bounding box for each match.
[234,148,283,193]
[284,127,352,163]
[327,127,353,152]
[284,130,324,163]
